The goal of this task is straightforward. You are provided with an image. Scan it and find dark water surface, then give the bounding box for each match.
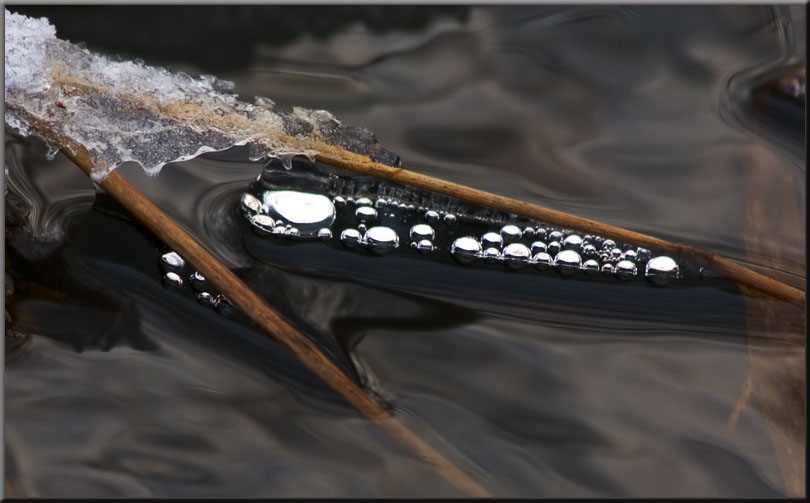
[4,5,806,497]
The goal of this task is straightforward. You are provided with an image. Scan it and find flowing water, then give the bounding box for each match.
[4,5,806,497]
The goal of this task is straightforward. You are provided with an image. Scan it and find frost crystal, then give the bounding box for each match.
[4,9,398,181]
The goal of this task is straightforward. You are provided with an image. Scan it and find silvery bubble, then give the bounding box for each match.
[483,247,501,264]
[548,230,563,242]
[582,259,600,275]
[416,239,434,254]
[340,228,362,248]
[262,190,336,237]
[355,206,378,223]
[197,291,216,308]
[482,232,504,249]
[530,241,547,255]
[645,256,680,285]
[160,251,184,273]
[451,236,482,264]
[502,243,531,270]
[444,214,457,226]
[614,260,638,280]
[189,271,207,292]
[533,252,554,271]
[240,193,262,216]
[547,241,561,255]
[250,214,276,236]
[364,226,399,255]
[562,234,583,250]
[215,295,236,318]
[162,272,183,291]
[425,210,440,224]
[555,249,582,276]
[318,228,333,241]
[500,225,522,243]
[410,224,435,241]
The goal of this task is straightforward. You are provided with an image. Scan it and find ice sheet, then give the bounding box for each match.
[4,9,398,181]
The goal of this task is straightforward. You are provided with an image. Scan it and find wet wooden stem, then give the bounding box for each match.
[14,110,490,498]
[306,141,805,304]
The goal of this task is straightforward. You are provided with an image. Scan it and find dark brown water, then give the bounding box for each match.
[4,5,806,497]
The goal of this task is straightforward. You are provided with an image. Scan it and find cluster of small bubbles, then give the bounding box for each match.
[238,183,690,284]
[157,249,237,317]
[243,190,336,240]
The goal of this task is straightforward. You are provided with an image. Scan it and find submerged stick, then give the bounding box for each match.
[307,141,805,304]
[15,109,490,498]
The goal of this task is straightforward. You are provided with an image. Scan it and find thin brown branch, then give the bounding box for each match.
[12,107,490,498]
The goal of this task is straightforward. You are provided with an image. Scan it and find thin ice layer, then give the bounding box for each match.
[4,9,399,181]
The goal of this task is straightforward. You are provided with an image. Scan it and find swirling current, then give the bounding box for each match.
[4,5,806,498]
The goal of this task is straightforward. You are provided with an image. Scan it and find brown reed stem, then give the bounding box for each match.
[11,107,490,498]
[307,141,805,304]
